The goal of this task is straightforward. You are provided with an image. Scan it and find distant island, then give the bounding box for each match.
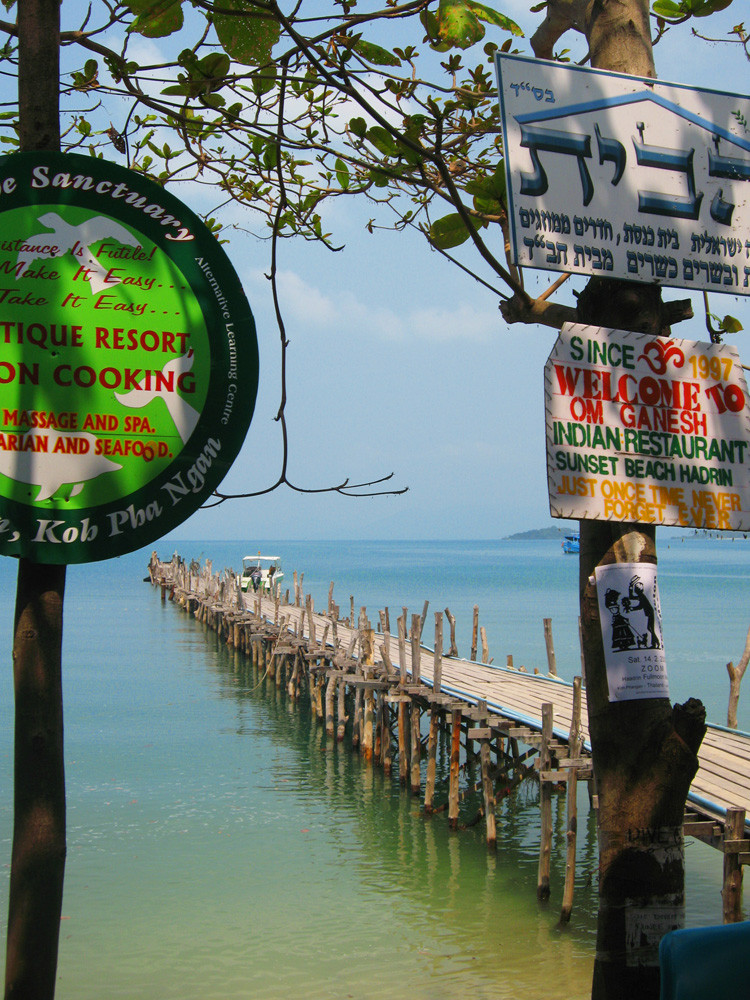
[505,526,573,540]
[507,526,749,541]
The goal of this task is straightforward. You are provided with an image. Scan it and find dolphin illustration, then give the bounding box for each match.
[17,212,141,294]
[115,350,201,445]
[0,428,122,501]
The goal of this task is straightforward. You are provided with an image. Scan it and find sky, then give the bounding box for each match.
[64,3,750,541]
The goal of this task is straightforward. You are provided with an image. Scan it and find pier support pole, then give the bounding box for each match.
[337,680,347,741]
[397,615,409,785]
[363,688,375,763]
[325,674,336,738]
[477,701,496,850]
[561,677,583,924]
[722,807,746,924]
[424,707,440,814]
[353,688,363,749]
[537,703,553,901]
[448,708,462,831]
[410,701,421,796]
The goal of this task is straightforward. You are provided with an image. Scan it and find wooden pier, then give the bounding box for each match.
[149,553,750,923]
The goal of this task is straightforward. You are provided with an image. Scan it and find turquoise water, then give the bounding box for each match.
[0,536,745,997]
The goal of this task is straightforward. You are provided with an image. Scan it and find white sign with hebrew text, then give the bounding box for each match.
[496,53,750,294]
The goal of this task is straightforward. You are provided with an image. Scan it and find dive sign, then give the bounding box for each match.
[0,152,258,563]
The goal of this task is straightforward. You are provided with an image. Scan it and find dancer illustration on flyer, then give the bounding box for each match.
[603,573,662,652]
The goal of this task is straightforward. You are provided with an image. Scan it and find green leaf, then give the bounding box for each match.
[352,38,401,66]
[335,157,350,190]
[72,58,99,91]
[369,168,389,188]
[435,0,485,50]
[213,0,281,65]
[420,8,441,41]
[251,64,278,96]
[651,0,732,18]
[125,0,184,37]
[721,314,744,334]
[201,93,226,109]
[349,117,367,138]
[198,53,231,82]
[463,0,523,35]
[161,81,192,96]
[463,162,506,205]
[691,0,733,15]
[429,212,476,248]
[366,125,398,157]
[651,0,682,16]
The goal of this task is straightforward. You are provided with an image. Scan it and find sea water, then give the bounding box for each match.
[0,536,745,998]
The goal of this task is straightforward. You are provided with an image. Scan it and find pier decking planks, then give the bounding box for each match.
[253,591,750,826]
[150,554,750,922]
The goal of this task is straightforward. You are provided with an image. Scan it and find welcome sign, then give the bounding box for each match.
[0,152,258,563]
[545,323,750,530]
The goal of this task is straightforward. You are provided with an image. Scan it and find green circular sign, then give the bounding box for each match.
[0,152,258,563]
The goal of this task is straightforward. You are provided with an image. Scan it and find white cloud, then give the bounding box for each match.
[410,304,498,343]
[248,268,498,343]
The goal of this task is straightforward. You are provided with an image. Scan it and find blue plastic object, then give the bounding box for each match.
[659,921,750,999]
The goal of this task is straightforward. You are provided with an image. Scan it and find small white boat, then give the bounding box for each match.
[240,554,283,593]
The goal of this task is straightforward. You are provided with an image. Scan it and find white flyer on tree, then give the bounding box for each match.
[594,562,669,702]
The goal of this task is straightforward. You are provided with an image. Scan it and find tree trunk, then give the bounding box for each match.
[572,3,707,997]
[5,562,67,1000]
[5,3,67,999]
[579,522,705,999]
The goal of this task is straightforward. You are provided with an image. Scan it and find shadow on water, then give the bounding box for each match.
[205,625,604,1000]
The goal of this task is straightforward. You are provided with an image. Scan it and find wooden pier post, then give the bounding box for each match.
[480,627,490,664]
[353,687,363,749]
[397,615,409,786]
[543,618,558,676]
[537,702,553,901]
[363,687,375,763]
[325,673,336,738]
[560,767,579,923]
[561,677,583,924]
[337,680,347,742]
[410,616,422,795]
[397,613,408,686]
[471,606,479,662]
[314,673,324,720]
[444,608,458,658]
[374,693,383,764]
[398,701,409,786]
[433,613,443,695]
[410,700,421,796]
[723,807,746,923]
[449,708,462,830]
[424,707,440,814]
[477,700,496,850]
[381,699,392,774]
[410,615,421,684]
